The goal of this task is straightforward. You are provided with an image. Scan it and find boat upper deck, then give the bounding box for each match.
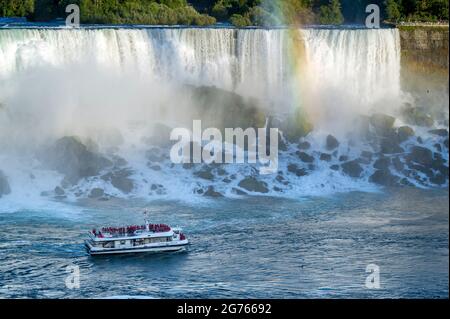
[90,223,175,242]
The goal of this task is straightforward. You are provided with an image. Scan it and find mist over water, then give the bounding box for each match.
[0,27,447,208]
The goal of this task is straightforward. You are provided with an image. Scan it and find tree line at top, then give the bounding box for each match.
[0,0,448,26]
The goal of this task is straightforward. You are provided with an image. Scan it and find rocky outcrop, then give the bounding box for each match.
[370,169,399,186]
[101,169,134,194]
[326,135,339,150]
[238,177,269,193]
[0,170,11,198]
[341,160,363,178]
[42,136,113,185]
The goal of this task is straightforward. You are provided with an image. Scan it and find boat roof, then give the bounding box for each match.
[89,230,173,242]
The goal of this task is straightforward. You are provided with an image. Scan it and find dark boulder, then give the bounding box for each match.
[406,146,433,166]
[298,141,311,150]
[401,105,434,127]
[341,160,363,178]
[232,187,247,195]
[43,137,113,184]
[298,152,314,163]
[320,153,332,162]
[339,155,349,162]
[287,164,308,177]
[370,113,396,135]
[204,186,223,198]
[392,157,405,172]
[194,167,214,181]
[326,135,339,150]
[397,126,415,142]
[373,157,391,170]
[0,170,11,198]
[54,186,65,196]
[428,129,448,137]
[380,136,404,154]
[102,169,134,194]
[430,173,447,186]
[370,169,399,186]
[238,177,269,193]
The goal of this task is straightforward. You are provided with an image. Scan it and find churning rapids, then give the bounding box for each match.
[0,26,448,299]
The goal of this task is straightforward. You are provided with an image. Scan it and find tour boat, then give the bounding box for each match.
[85,220,189,255]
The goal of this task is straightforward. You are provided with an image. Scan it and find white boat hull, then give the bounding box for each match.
[85,240,189,256]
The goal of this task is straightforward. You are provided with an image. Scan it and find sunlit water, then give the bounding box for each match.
[0,188,447,299]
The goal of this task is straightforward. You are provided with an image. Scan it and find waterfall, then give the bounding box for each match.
[0,27,408,204]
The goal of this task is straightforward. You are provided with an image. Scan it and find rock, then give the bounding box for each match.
[111,155,128,167]
[430,173,447,185]
[361,151,373,160]
[204,186,223,198]
[89,188,104,198]
[54,186,65,196]
[320,153,332,162]
[370,169,399,186]
[380,137,404,154]
[429,129,449,137]
[232,187,247,195]
[397,126,415,142]
[298,152,314,163]
[339,155,349,162]
[373,157,391,170]
[434,143,442,152]
[149,165,161,171]
[281,108,313,143]
[444,138,449,149]
[102,169,134,194]
[406,146,433,166]
[287,164,308,177]
[42,137,113,184]
[298,141,311,150]
[401,105,434,127]
[194,167,214,180]
[392,157,405,172]
[341,160,363,178]
[330,164,340,171]
[0,170,11,197]
[146,123,174,147]
[326,135,339,150]
[238,177,269,193]
[370,113,396,135]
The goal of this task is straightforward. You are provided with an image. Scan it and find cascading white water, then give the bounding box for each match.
[0,27,406,205]
[301,28,402,128]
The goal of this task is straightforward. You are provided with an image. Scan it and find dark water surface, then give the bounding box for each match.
[0,188,448,298]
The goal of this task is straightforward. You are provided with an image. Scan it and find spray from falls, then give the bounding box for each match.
[2,26,435,206]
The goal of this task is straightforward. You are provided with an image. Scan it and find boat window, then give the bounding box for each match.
[120,240,126,245]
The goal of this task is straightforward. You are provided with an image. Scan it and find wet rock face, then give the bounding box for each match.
[101,169,134,194]
[287,164,308,177]
[298,152,314,163]
[370,113,396,135]
[0,170,11,197]
[204,186,223,198]
[326,135,339,150]
[370,169,399,186]
[429,129,449,137]
[89,188,104,199]
[43,137,113,184]
[407,146,434,167]
[238,177,269,193]
[341,160,363,178]
[397,126,415,142]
